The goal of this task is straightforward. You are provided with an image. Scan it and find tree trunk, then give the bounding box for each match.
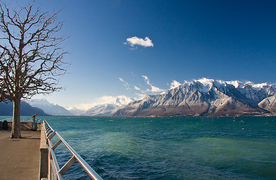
[11,96,21,138]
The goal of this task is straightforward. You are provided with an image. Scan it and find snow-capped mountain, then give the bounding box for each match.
[114,78,276,117]
[82,96,135,116]
[82,104,120,116]
[27,99,73,116]
[66,107,85,116]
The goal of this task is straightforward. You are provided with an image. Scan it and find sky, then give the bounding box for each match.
[10,0,276,110]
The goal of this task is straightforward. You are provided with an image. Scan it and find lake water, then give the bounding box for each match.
[3,116,276,179]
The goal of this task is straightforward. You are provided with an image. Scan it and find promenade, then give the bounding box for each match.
[0,130,40,180]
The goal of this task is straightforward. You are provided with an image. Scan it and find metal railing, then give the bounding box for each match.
[43,120,103,180]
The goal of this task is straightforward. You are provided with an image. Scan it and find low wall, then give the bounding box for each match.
[39,122,48,180]
[5,122,41,131]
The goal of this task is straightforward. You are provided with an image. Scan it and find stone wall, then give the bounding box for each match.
[0,122,42,131]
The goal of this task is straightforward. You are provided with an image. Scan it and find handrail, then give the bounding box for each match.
[43,120,103,180]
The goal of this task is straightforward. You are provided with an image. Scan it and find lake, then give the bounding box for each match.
[3,116,276,179]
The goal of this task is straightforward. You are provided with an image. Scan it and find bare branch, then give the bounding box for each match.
[0,0,69,103]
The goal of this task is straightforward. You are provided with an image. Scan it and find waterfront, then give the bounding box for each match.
[2,116,276,179]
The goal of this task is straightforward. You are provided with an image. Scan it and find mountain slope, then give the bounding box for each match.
[82,96,135,116]
[114,78,273,117]
[82,104,120,116]
[0,101,49,116]
[27,99,73,116]
[258,94,276,116]
[67,107,85,116]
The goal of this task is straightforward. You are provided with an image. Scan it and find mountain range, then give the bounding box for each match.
[2,78,276,117]
[25,96,135,116]
[27,99,73,116]
[81,96,135,116]
[0,101,49,116]
[114,78,276,117]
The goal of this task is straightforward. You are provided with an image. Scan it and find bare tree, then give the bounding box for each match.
[0,1,69,138]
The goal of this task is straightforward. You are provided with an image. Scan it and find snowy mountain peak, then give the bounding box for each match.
[81,95,135,116]
[177,78,276,97]
[195,78,214,93]
[114,78,276,117]
[196,77,214,85]
[250,82,274,91]
[27,99,73,116]
[225,80,243,88]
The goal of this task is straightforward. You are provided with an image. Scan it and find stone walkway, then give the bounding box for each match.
[0,130,40,180]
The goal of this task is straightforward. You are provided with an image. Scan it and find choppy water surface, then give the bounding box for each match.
[42,116,276,180]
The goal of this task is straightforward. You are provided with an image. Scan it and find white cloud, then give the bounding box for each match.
[94,95,134,105]
[70,95,135,111]
[149,85,165,93]
[119,77,131,90]
[169,80,182,89]
[124,36,154,48]
[70,103,96,111]
[134,86,141,91]
[118,74,168,102]
[142,75,166,93]
[119,77,126,84]
[142,75,149,83]
[95,95,118,104]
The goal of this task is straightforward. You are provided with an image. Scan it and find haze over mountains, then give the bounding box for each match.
[27,99,73,116]
[81,96,135,116]
[25,95,135,116]
[2,78,276,117]
[114,78,276,117]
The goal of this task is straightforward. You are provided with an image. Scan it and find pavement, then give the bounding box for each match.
[0,130,41,180]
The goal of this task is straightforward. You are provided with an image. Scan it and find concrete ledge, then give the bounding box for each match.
[6,122,41,131]
[39,122,49,180]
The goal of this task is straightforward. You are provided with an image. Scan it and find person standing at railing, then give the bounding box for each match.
[32,114,37,131]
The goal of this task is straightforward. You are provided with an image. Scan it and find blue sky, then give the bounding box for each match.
[24,0,276,109]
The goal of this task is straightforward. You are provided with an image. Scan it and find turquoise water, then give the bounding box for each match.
[3,116,276,179]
